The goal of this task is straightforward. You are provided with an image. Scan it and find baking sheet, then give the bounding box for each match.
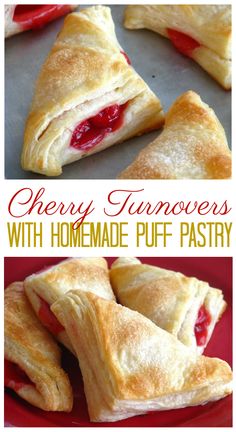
[5,5,231,179]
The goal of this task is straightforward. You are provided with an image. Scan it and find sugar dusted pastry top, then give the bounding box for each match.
[52,289,232,422]
[21,5,164,176]
[110,257,227,353]
[24,257,115,303]
[29,8,130,113]
[119,91,231,179]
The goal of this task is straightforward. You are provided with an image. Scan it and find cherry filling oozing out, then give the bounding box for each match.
[167,29,201,58]
[194,305,211,346]
[70,102,128,151]
[13,5,72,30]
[5,359,34,391]
[38,295,64,336]
[70,49,130,151]
[120,50,131,65]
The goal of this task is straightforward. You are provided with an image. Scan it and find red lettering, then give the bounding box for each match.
[213,200,231,215]
[8,187,95,229]
[8,188,232,230]
[8,187,35,217]
[104,189,144,216]
[104,190,232,219]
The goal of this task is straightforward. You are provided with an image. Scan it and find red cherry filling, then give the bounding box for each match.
[13,5,72,30]
[120,50,131,65]
[70,102,128,151]
[167,29,200,58]
[194,305,211,346]
[5,359,33,391]
[38,295,64,336]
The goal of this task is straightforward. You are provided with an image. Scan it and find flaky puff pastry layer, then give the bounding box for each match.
[4,282,73,411]
[52,290,232,422]
[21,6,164,176]
[124,5,231,89]
[110,258,226,354]
[24,258,115,352]
[119,91,231,179]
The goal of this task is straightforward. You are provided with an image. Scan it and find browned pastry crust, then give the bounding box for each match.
[24,258,115,352]
[52,290,232,422]
[4,282,73,411]
[21,6,164,176]
[124,5,231,89]
[119,91,231,179]
[110,258,227,354]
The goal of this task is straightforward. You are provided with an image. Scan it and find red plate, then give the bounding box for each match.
[4,257,232,427]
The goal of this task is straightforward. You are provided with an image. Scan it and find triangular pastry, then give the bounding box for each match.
[5,5,77,38]
[4,282,73,411]
[110,258,227,354]
[21,5,164,176]
[119,91,231,179]
[124,5,231,89]
[52,290,232,422]
[24,257,115,352]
